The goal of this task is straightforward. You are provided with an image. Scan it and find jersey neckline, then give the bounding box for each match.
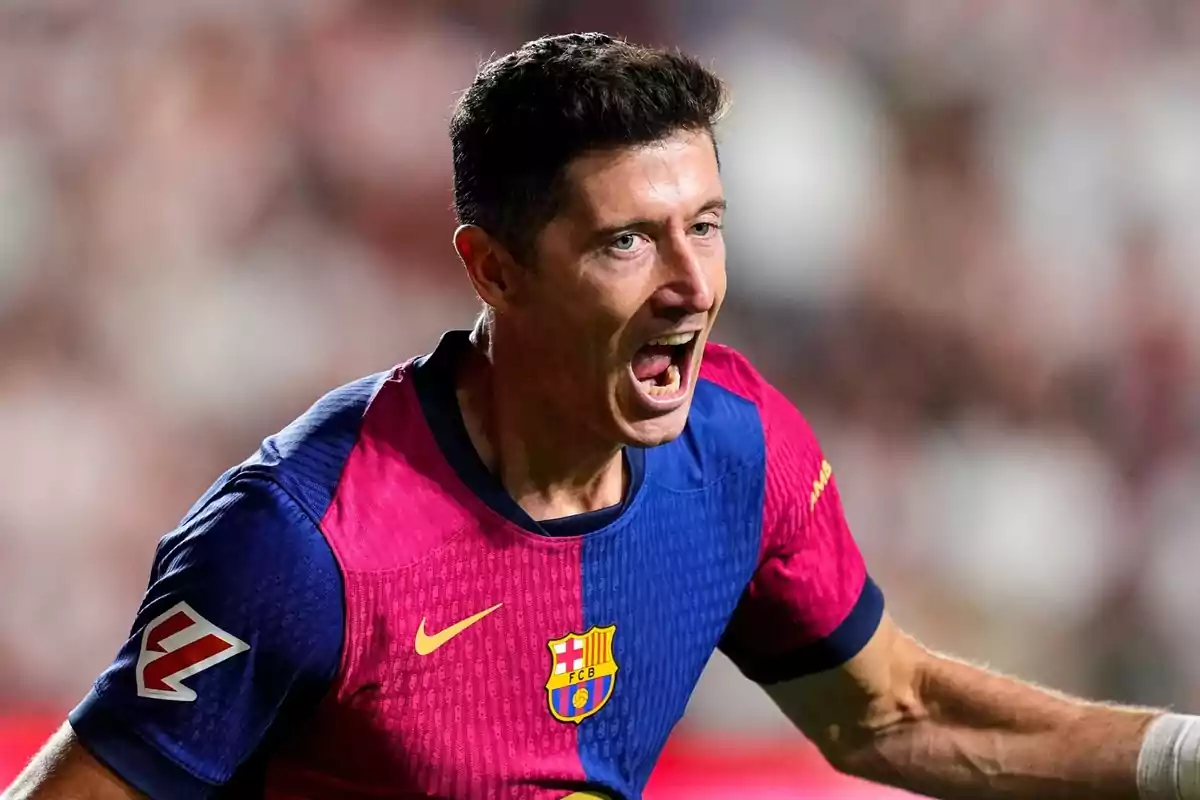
[410,330,646,537]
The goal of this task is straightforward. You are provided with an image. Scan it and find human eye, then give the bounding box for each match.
[606,232,648,256]
[691,220,723,238]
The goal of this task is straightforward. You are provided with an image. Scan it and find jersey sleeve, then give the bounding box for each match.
[68,475,344,799]
[716,359,884,685]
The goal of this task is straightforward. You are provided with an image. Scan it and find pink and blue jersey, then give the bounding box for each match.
[69,331,884,799]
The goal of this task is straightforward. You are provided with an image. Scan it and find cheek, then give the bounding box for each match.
[527,287,615,374]
[575,272,648,336]
[527,263,651,382]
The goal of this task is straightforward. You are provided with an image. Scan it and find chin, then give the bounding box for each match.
[615,403,693,448]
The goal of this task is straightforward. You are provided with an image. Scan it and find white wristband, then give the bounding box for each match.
[1138,713,1200,800]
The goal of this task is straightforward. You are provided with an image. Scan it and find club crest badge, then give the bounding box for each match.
[545,625,618,723]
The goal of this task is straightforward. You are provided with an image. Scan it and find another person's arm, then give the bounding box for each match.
[3,477,344,800]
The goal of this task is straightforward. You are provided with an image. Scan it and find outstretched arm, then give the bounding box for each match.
[766,614,1192,799]
[702,352,1197,798]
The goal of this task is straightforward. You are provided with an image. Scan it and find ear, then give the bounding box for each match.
[454,225,524,313]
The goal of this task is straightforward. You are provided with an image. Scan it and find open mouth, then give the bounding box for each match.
[629,331,698,403]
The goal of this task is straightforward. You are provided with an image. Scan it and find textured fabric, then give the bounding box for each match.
[70,333,881,800]
[270,364,590,798]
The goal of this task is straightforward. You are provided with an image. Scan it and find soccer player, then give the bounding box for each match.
[5,32,1200,800]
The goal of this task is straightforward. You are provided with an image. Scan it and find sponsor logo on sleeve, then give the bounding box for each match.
[135,601,250,701]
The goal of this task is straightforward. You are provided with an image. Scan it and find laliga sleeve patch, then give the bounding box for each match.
[135,601,250,702]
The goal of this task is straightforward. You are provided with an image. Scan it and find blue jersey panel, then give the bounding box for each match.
[576,378,767,796]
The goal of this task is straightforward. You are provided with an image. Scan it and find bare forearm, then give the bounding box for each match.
[3,724,142,800]
[839,651,1158,799]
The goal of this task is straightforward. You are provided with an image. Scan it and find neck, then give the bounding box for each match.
[458,322,625,521]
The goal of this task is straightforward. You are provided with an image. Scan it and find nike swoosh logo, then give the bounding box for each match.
[414,603,503,656]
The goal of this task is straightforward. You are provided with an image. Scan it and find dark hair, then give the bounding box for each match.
[450,33,727,265]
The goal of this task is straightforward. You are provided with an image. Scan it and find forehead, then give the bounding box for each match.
[561,131,722,225]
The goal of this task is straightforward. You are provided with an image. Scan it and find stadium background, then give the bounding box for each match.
[3,1,1200,796]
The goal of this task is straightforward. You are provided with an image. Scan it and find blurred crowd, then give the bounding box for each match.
[2,0,1200,748]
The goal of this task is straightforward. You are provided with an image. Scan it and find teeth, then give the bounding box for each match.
[643,364,682,397]
[647,332,697,347]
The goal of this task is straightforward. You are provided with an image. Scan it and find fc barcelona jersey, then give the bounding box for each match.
[69,331,884,799]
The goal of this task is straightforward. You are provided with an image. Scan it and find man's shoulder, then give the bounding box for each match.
[688,341,822,475]
[232,367,402,521]
[263,368,398,470]
[693,340,775,426]
[697,341,815,438]
[697,341,771,406]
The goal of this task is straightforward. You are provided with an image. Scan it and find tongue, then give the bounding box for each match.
[632,344,674,381]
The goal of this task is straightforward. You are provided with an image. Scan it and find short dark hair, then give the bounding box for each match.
[450,33,727,265]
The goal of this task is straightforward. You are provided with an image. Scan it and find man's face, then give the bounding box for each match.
[510,129,727,448]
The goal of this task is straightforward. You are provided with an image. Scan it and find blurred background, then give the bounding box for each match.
[2,0,1200,796]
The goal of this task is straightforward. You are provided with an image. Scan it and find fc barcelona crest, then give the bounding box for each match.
[545,625,618,724]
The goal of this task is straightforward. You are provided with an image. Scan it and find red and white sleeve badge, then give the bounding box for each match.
[134,601,250,702]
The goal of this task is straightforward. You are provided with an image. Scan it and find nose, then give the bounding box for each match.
[654,234,715,316]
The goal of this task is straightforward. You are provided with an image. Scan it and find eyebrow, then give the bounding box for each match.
[591,198,728,240]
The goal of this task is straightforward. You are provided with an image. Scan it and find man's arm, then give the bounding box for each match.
[765,614,1161,799]
[3,476,344,799]
[701,351,1195,799]
[3,725,142,800]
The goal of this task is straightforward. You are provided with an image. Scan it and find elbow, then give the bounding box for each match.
[814,749,888,791]
[811,677,934,780]
[812,733,882,781]
[774,619,936,782]
[813,739,864,779]
[812,721,922,786]
[806,716,896,780]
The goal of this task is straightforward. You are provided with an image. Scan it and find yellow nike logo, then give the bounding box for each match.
[414,603,503,656]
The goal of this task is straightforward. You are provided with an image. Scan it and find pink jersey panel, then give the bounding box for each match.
[266,371,589,798]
